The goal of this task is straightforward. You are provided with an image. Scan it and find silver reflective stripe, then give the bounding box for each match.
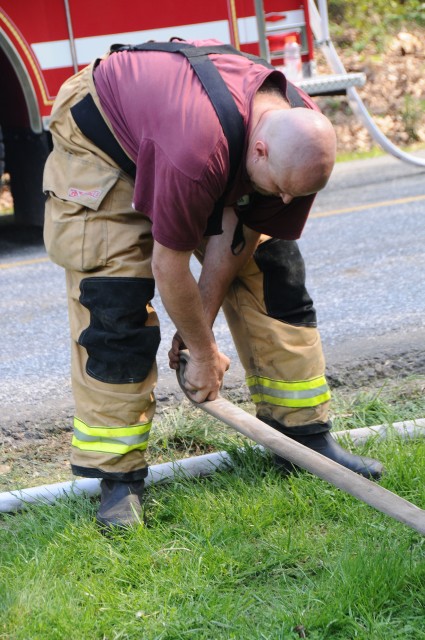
[248,383,329,400]
[73,426,150,446]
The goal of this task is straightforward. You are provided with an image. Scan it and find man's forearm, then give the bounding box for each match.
[161,275,217,358]
[152,244,217,359]
[198,208,261,326]
[152,240,230,401]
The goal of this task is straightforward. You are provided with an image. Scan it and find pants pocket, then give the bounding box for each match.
[43,148,120,272]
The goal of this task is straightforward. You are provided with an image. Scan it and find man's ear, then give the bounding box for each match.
[254,140,268,160]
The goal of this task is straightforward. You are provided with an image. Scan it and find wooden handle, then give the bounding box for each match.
[177,351,425,535]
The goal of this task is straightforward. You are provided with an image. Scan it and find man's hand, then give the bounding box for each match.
[170,337,230,402]
[168,332,185,370]
[182,349,230,403]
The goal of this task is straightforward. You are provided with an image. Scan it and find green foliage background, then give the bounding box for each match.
[327,0,425,48]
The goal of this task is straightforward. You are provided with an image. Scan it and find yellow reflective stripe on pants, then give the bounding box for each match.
[247,374,331,408]
[72,417,151,455]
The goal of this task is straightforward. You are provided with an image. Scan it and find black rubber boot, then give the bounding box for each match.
[261,420,384,480]
[96,479,145,529]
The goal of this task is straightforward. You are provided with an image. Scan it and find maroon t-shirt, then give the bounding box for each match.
[94,39,318,250]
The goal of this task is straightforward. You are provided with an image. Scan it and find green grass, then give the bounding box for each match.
[336,142,425,164]
[1,379,425,639]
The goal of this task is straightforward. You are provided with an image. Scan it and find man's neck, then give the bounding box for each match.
[251,90,290,133]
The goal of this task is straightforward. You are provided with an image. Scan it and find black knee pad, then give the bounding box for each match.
[78,277,160,384]
[254,239,317,326]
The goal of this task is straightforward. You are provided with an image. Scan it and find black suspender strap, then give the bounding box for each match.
[109,42,250,237]
[71,41,309,244]
[71,93,137,179]
[108,41,306,183]
[110,42,245,191]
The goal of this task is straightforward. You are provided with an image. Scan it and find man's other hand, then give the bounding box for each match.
[180,349,230,403]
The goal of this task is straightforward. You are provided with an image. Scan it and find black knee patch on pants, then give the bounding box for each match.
[78,277,160,384]
[254,239,317,326]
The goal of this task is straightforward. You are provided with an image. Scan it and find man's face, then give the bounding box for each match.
[248,158,313,205]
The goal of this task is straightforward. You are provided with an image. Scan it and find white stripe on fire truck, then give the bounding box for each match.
[30,17,259,71]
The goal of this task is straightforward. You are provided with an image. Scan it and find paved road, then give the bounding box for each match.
[298,151,425,383]
[1,150,424,428]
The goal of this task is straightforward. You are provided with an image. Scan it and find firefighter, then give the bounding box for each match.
[43,39,383,529]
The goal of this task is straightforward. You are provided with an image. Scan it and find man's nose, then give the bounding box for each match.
[280,193,294,205]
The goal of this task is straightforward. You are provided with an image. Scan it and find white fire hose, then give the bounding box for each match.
[312,0,425,168]
[1,418,425,517]
[1,405,425,535]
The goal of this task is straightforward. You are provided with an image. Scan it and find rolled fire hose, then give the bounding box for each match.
[311,0,425,169]
[177,351,425,535]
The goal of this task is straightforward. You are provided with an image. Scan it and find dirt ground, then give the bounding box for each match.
[1,369,425,492]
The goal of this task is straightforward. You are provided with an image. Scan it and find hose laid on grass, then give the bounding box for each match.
[335,418,425,445]
[0,417,424,517]
[0,450,233,514]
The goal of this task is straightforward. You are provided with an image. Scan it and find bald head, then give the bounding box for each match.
[247,107,336,199]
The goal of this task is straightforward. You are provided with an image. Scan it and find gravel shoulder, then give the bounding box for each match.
[2,344,425,493]
[3,320,425,447]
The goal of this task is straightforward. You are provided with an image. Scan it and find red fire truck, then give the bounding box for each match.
[0,0,363,226]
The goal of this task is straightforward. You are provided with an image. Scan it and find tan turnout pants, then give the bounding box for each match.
[43,62,330,481]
